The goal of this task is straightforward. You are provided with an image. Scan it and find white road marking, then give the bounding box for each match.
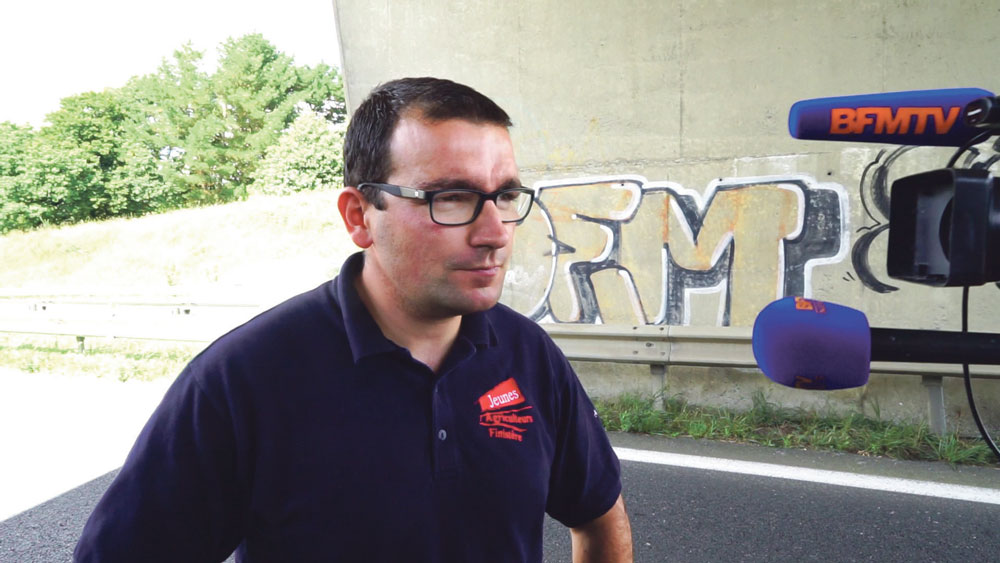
[615,446,1000,506]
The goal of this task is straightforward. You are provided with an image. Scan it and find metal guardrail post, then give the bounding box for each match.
[649,364,666,410]
[922,375,947,436]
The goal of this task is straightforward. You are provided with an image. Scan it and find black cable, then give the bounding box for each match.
[961,286,1000,462]
[947,130,995,168]
[948,134,1000,461]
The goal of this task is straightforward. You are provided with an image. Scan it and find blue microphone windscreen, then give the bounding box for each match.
[752,297,871,390]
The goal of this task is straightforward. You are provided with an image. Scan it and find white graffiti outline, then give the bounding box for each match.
[525,173,850,325]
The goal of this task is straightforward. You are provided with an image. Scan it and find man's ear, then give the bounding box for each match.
[338,187,374,248]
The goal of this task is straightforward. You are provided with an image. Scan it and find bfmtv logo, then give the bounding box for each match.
[828,106,962,136]
[793,296,827,314]
[789,88,993,147]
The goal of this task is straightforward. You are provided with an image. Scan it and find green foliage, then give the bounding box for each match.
[128,34,346,204]
[595,390,996,466]
[0,123,39,230]
[1,131,100,231]
[250,109,345,195]
[0,34,346,234]
[0,123,34,177]
[40,90,174,220]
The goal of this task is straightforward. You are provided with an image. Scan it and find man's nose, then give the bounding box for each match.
[469,200,512,248]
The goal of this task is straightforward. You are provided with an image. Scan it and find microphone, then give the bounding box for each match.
[788,88,994,147]
[752,296,1000,390]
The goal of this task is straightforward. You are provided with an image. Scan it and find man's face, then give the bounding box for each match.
[361,115,521,320]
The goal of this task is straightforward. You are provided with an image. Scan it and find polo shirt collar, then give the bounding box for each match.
[457,305,497,350]
[333,252,397,362]
[332,252,499,364]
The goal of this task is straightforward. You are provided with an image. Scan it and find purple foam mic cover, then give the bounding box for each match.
[752,296,871,390]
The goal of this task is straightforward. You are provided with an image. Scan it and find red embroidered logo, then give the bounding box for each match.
[477,378,534,442]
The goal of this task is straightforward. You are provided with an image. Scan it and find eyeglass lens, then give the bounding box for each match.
[431,190,532,225]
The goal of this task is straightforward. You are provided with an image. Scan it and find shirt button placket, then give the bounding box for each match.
[432,382,458,477]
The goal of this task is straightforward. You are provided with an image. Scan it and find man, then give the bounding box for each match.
[76,77,632,562]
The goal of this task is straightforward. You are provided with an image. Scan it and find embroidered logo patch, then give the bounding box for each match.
[477,377,534,442]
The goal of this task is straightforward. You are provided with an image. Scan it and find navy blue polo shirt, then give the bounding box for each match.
[76,252,622,562]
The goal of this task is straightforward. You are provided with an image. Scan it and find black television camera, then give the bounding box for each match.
[887,94,1000,287]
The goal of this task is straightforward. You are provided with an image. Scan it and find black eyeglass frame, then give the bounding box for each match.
[358,182,536,226]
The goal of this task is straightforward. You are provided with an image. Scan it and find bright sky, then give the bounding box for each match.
[0,0,341,127]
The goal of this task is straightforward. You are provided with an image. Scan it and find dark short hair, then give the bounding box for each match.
[343,77,513,208]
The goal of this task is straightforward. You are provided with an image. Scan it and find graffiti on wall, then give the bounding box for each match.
[851,143,1000,293]
[506,175,849,327]
[850,146,914,293]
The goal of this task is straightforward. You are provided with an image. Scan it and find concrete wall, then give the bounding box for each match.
[332,0,1000,433]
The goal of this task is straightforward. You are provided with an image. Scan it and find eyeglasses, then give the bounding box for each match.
[358,182,535,226]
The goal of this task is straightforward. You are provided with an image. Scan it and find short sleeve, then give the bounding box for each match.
[74,362,244,562]
[544,352,622,528]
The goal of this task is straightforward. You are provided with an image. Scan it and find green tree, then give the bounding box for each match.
[0,122,33,178]
[0,122,38,232]
[129,35,346,204]
[204,34,344,197]
[0,131,100,232]
[41,89,171,219]
[0,34,346,233]
[249,109,345,195]
[124,43,215,205]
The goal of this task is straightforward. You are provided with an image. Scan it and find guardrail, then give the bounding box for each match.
[2,298,996,434]
[541,323,1000,379]
[540,323,1000,436]
[0,298,264,347]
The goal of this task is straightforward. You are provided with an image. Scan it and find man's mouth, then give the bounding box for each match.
[461,265,502,275]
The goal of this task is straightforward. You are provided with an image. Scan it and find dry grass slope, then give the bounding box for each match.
[0,191,360,304]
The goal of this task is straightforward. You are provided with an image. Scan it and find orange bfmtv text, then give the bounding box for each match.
[788,88,993,147]
[829,106,961,136]
[793,296,827,314]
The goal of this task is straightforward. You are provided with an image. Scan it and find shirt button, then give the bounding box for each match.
[438,429,447,441]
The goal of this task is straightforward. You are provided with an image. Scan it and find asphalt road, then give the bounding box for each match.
[3,432,999,562]
[616,457,999,562]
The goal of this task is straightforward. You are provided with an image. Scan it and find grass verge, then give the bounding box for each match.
[595,391,997,466]
[2,334,995,466]
[0,334,204,382]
